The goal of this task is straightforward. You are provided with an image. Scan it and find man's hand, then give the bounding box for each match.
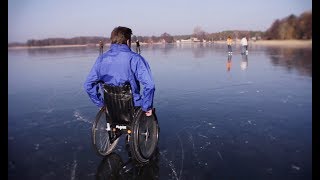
[145,109,153,116]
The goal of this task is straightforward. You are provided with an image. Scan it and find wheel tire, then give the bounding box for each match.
[92,107,119,156]
[130,109,159,163]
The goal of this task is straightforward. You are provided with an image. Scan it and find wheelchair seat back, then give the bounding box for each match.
[102,82,134,124]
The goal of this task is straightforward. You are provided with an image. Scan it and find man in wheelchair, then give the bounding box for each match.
[83,26,158,163]
[84,26,155,116]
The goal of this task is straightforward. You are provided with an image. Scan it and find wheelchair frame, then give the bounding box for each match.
[91,82,159,163]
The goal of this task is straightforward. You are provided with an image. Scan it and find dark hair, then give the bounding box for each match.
[110,26,132,44]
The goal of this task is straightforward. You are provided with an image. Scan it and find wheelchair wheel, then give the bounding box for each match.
[92,107,119,156]
[130,109,159,163]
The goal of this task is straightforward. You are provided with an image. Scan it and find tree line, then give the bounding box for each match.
[8,11,311,47]
[264,11,311,40]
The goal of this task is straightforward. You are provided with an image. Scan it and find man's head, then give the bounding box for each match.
[110,26,132,46]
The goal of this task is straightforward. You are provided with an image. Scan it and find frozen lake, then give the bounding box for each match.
[8,42,312,179]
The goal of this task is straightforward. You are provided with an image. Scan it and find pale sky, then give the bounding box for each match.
[8,0,312,43]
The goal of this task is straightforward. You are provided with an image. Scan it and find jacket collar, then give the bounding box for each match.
[110,44,131,51]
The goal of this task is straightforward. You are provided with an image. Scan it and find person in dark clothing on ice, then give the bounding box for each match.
[136,40,141,54]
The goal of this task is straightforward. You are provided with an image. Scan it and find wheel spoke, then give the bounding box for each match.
[101,134,109,151]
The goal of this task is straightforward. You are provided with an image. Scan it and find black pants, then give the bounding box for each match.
[136,47,141,54]
[227,45,232,52]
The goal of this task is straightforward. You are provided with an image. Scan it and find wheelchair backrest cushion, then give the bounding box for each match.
[103,82,134,124]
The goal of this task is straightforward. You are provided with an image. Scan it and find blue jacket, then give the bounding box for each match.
[84,44,155,112]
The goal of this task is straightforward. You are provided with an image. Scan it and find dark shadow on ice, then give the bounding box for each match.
[95,147,160,180]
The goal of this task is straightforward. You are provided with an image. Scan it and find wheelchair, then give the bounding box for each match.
[91,82,159,163]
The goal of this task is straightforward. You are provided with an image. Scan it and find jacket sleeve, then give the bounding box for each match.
[131,55,155,112]
[83,58,104,108]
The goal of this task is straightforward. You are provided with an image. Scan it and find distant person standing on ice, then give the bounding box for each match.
[99,40,104,55]
[226,36,233,55]
[240,36,248,55]
[136,40,141,54]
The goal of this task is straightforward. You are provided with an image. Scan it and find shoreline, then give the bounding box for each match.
[249,40,312,48]
[8,44,93,50]
[215,39,312,48]
[8,40,312,50]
